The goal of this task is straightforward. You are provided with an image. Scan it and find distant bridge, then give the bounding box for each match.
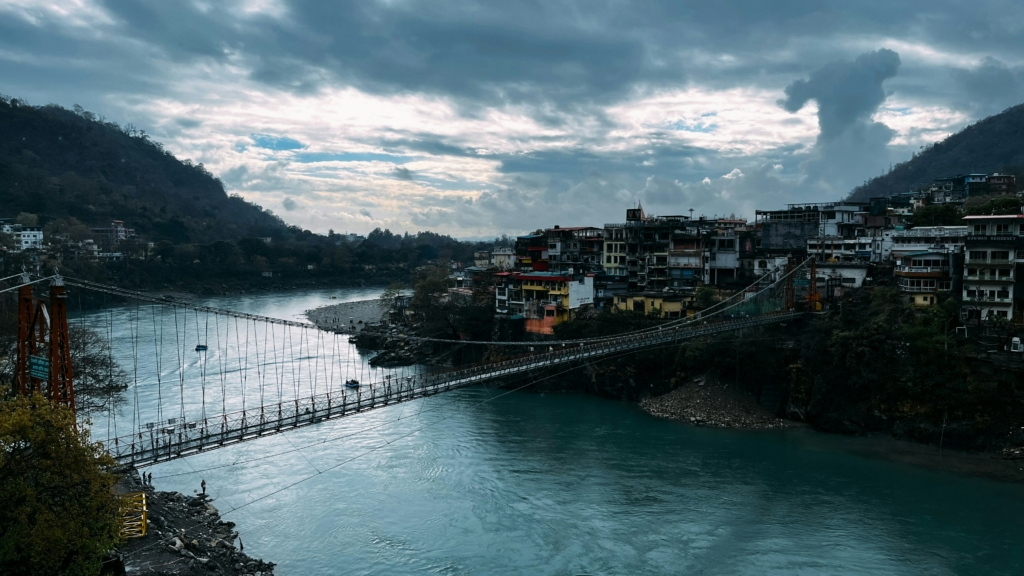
[8,258,813,467]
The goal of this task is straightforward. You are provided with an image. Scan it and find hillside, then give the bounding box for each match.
[848,103,1024,201]
[0,95,488,291]
[0,96,287,243]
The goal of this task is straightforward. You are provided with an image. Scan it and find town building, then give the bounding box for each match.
[614,293,690,318]
[894,249,960,307]
[603,205,692,291]
[961,214,1024,321]
[494,271,594,334]
[0,222,43,252]
[545,226,604,274]
[756,201,867,250]
[514,234,547,271]
[473,251,490,268]
[490,247,516,270]
[889,226,968,260]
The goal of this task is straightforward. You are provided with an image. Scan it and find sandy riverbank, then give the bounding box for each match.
[305,299,382,333]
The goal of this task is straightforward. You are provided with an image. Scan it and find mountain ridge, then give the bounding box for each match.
[848,103,1024,201]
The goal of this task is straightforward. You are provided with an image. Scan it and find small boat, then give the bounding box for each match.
[345,379,360,389]
[195,345,208,352]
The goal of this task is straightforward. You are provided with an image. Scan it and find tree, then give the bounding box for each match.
[15,212,38,227]
[696,286,718,309]
[0,391,122,576]
[909,204,962,227]
[378,282,406,323]
[965,195,1021,216]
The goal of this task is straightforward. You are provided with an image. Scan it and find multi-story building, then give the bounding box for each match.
[514,234,548,271]
[806,237,873,262]
[490,247,516,270]
[961,214,1024,321]
[603,205,692,291]
[704,233,741,285]
[668,229,703,289]
[894,249,960,307]
[546,226,604,274]
[0,222,43,252]
[889,225,968,261]
[756,201,867,250]
[614,293,689,318]
[494,271,594,334]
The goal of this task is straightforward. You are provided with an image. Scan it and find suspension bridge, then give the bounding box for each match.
[7,258,816,468]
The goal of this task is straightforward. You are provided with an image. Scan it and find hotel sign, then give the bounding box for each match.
[965,235,1024,247]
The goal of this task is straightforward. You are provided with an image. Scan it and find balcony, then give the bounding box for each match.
[964,295,1012,303]
[967,258,1012,265]
[964,274,1013,282]
[900,285,945,293]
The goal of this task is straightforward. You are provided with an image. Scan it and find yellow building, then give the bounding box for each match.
[614,293,690,318]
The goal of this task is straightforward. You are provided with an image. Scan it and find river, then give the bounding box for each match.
[79,288,1024,575]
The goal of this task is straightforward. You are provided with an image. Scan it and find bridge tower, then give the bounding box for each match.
[14,273,75,413]
[784,257,795,311]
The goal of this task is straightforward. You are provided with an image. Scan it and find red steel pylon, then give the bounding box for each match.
[14,274,75,412]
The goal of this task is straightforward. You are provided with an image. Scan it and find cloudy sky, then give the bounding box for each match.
[3,1,1023,237]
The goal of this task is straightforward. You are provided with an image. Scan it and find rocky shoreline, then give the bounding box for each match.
[640,376,799,429]
[112,470,275,576]
[305,299,382,333]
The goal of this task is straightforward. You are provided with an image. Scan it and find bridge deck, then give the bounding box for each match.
[110,312,802,467]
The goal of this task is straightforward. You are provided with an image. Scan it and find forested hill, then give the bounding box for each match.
[0,96,286,243]
[848,103,1024,201]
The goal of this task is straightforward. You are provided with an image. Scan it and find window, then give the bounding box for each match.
[992,251,1010,261]
[969,251,987,262]
[998,289,1010,299]
[545,309,555,317]
[997,224,1012,234]
[967,289,977,298]
[999,268,1012,278]
[973,224,986,234]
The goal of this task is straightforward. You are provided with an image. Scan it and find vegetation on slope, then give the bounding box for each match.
[0,96,491,290]
[848,103,1024,201]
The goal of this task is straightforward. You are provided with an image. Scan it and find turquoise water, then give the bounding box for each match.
[86,290,1024,574]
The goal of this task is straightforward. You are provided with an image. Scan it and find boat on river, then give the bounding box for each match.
[345,379,360,388]
[195,344,208,352]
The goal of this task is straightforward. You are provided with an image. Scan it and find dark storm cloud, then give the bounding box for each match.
[780,49,901,142]
[780,49,902,195]
[949,57,1024,117]
[5,0,1024,233]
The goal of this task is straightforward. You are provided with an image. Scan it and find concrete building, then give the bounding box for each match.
[494,271,594,334]
[894,249,960,307]
[614,293,690,318]
[961,215,1024,321]
[890,226,968,260]
[514,234,548,272]
[490,247,516,270]
[0,223,43,252]
[546,226,604,274]
[473,251,490,268]
[603,205,692,291]
[756,201,867,250]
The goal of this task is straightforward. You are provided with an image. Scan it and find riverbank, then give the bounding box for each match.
[305,299,382,332]
[640,375,798,429]
[113,470,276,575]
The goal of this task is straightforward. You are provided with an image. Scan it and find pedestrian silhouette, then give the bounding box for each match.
[201,479,206,495]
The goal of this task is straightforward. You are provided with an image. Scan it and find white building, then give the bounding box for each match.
[890,226,968,260]
[1,223,43,252]
[962,215,1023,321]
[490,248,516,270]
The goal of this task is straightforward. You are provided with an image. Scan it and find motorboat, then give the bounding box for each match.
[345,379,360,388]
[195,344,208,352]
